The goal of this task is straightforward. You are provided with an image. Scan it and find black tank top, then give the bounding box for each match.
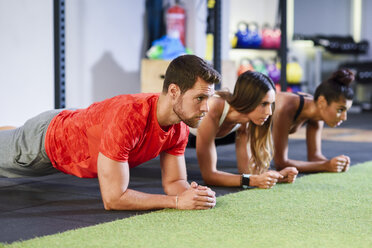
[293,94,304,121]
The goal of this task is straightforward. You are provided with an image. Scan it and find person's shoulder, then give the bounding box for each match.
[112,93,158,110]
[101,93,158,124]
[207,96,225,120]
[112,93,158,103]
[275,92,300,113]
[171,121,189,140]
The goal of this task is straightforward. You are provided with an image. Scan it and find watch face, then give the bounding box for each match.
[242,174,250,186]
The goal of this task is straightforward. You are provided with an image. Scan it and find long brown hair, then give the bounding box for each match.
[217,71,275,174]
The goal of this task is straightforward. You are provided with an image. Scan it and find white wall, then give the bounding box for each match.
[66,0,146,107]
[0,0,53,126]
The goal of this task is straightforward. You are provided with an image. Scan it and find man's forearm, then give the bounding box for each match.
[103,188,177,211]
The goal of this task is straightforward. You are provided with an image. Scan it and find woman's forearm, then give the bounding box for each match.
[201,169,242,187]
[274,157,328,173]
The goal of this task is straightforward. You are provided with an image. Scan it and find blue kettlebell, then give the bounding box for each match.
[246,22,262,48]
[235,22,250,48]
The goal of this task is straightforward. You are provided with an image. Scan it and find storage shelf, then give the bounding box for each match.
[231,47,280,52]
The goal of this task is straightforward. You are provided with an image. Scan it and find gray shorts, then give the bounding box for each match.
[0,109,63,178]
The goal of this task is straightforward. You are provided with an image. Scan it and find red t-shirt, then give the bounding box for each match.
[45,93,189,178]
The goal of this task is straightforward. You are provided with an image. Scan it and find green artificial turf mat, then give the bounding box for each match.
[3,161,372,248]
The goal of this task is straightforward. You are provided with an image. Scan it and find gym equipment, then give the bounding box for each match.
[276,58,303,84]
[294,34,370,55]
[235,22,250,48]
[286,57,302,84]
[205,0,215,61]
[246,22,262,48]
[237,58,254,76]
[235,22,262,48]
[252,57,268,75]
[261,23,281,49]
[267,58,280,83]
[340,61,372,84]
[275,84,293,92]
[288,84,301,93]
[231,34,238,48]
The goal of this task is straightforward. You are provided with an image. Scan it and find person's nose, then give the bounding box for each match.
[341,111,347,121]
[200,99,209,113]
[265,104,273,116]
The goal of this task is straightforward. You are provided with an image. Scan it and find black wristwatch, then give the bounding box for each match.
[241,174,251,189]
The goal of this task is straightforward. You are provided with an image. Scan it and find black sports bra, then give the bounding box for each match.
[293,94,304,121]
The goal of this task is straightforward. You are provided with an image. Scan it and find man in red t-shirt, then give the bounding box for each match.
[0,55,221,211]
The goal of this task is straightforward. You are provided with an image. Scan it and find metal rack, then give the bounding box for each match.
[279,0,287,91]
[213,0,288,91]
[54,0,66,109]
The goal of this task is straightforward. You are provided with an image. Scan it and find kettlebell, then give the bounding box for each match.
[231,34,238,48]
[237,58,254,76]
[235,22,250,48]
[246,22,262,48]
[252,58,268,75]
[261,23,281,49]
[290,85,301,93]
[271,25,281,49]
[266,58,280,83]
[287,57,303,84]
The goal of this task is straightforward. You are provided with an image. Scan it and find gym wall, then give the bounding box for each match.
[0,0,54,126]
[362,0,372,58]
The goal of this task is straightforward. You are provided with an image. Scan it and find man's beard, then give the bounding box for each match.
[173,97,203,128]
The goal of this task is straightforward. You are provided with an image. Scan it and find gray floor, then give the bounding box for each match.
[1,112,371,244]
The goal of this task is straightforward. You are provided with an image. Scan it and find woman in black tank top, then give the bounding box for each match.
[272,69,354,173]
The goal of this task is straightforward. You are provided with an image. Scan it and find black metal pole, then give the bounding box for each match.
[54,0,66,109]
[279,0,287,92]
[213,0,222,89]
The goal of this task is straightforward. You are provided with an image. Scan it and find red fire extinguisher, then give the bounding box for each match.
[166,0,186,46]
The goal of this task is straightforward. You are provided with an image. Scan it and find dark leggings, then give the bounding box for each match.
[187,131,236,148]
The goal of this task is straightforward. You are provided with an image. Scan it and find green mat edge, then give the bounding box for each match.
[2,161,372,248]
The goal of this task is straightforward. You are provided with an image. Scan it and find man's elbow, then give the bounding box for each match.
[162,179,187,195]
[101,194,126,211]
[102,197,118,210]
[162,185,173,195]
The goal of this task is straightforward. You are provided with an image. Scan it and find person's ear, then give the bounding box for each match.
[317,95,328,110]
[168,83,181,100]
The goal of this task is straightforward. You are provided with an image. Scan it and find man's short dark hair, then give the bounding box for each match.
[162,55,221,93]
